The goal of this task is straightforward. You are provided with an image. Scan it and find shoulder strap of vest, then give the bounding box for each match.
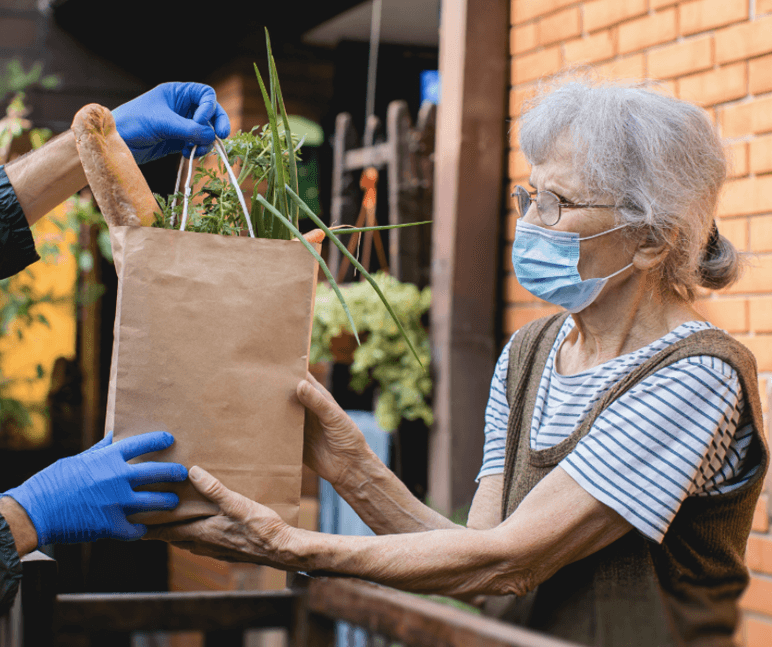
[541,328,768,482]
[500,312,569,519]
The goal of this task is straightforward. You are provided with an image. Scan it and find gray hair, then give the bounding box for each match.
[518,75,741,301]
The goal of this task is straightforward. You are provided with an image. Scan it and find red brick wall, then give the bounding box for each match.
[508,1,772,644]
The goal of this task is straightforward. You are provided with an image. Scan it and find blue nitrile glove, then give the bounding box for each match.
[112,82,231,165]
[2,431,187,547]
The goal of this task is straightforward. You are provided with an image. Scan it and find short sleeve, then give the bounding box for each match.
[559,355,747,543]
[476,335,515,481]
[0,165,39,280]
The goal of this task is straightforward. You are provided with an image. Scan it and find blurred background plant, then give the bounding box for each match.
[0,59,107,447]
[0,59,59,162]
[310,272,432,432]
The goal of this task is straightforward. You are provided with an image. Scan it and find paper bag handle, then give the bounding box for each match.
[173,141,256,238]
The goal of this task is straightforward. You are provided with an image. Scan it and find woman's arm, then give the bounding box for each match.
[299,374,503,534]
[299,374,460,533]
[307,468,628,596]
[334,447,461,533]
[148,465,630,599]
[298,373,503,535]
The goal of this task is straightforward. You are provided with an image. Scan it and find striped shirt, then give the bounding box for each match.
[477,317,754,542]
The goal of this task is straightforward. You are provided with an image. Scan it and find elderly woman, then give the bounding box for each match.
[150,78,768,647]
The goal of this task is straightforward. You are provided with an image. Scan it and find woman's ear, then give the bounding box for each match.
[632,228,672,271]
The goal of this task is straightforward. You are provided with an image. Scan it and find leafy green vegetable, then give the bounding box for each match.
[152,29,430,369]
[152,127,297,235]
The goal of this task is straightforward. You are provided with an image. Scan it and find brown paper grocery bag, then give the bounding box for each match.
[107,225,318,526]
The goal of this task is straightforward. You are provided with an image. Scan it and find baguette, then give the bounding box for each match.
[71,104,158,228]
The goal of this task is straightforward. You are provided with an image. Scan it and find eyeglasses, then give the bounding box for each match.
[512,185,615,226]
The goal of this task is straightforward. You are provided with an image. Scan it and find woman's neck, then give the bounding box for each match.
[555,276,703,375]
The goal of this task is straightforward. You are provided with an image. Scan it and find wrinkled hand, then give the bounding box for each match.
[112,82,231,164]
[145,466,296,569]
[297,372,372,487]
[3,431,187,546]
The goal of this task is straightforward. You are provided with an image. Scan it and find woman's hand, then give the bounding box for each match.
[145,466,300,569]
[297,372,372,488]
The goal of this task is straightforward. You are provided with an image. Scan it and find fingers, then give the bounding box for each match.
[86,431,113,453]
[188,466,248,518]
[184,142,213,159]
[115,431,175,461]
[298,379,340,418]
[112,518,147,541]
[187,84,230,146]
[129,461,188,488]
[305,372,336,404]
[125,491,180,515]
[184,84,228,136]
[213,104,231,139]
[129,523,148,540]
[187,466,227,507]
[162,112,216,148]
[144,519,207,543]
[190,88,217,130]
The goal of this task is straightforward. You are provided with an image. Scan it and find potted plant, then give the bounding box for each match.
[310,272,432,433]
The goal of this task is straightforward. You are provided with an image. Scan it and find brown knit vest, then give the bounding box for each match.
[498,313,768,647]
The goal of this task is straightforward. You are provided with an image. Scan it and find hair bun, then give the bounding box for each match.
[699,227,743,290]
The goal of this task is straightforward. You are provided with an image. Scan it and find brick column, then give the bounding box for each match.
[507,1,772,644]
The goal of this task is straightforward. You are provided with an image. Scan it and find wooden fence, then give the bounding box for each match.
[0,551,583,647]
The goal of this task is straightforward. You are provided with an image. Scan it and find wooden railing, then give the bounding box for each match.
[1,551,583,647]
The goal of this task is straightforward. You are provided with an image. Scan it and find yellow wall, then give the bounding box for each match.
[0,202,77,445]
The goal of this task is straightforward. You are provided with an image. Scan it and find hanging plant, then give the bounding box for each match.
[311,273,432,431]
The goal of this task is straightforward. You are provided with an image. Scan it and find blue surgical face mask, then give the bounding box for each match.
[512,220,633,313]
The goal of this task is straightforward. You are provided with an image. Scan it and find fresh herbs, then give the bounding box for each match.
[153,127,300,237]
[152,29,430,369]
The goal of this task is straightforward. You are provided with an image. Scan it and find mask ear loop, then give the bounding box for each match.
[579,223,634,278]
[578,223,628,241]
[604,260,635,280]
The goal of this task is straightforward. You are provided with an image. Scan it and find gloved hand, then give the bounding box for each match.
[112,82,231,165]
[3,431,187,547]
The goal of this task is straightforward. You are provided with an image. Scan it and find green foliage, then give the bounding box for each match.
[311,273,432,431]
[152,125,301,236]
[154,30,430,372]
[0,62,102,446]
[0,60,59,101]
[0,60,59,162]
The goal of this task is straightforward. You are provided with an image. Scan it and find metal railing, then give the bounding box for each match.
[1,551,583,647]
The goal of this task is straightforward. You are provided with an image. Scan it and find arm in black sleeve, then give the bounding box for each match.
[0,512,22,617]
[0,165,39,280]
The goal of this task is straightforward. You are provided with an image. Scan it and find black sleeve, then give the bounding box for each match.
[0,511,23,617]
[0,165,40,280]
